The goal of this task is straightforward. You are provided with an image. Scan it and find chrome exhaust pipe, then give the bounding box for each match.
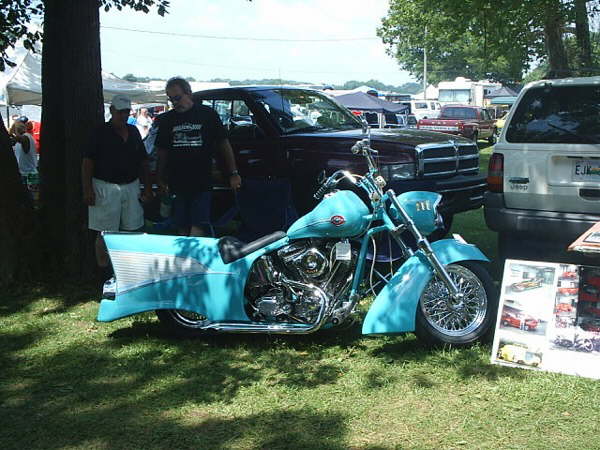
[202,282,330,335]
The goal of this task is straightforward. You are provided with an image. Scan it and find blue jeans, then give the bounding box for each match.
[171,191,212,229]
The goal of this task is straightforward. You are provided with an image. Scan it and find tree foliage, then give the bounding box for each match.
[0,0,169,70]
[379,0,600,84]
[0,0,43,71]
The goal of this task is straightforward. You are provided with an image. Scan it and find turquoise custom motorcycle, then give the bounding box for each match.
[98,139,496,346]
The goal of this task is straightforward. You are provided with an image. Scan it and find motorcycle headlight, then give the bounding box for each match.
[381,163,416,181]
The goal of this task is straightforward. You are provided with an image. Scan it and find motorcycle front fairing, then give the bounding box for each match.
[97,232,289,322]
[362,238,489,335]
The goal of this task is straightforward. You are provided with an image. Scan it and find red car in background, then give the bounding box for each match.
[501,311,539,331]
[560,271,578,280]
[510,278,543,292]
[558,287,579,295]
[555,303,574,313]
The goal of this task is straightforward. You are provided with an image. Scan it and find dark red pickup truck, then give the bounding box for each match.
[417,105,496,143]
[146,87,487,240]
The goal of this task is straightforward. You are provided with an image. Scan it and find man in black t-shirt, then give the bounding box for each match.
[82,94,152,276]
[156,77,241,236]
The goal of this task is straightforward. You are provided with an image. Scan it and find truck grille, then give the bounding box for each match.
[415,142,479,178]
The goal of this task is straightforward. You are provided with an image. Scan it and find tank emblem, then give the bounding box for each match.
[415,200,432,211]
[330,215,346,226]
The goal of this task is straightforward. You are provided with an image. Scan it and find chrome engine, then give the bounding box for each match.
[245,239,357,324]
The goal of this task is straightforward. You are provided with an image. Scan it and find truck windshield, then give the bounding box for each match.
[506,85,600,144]
[441,107,477,119]
[251,89,361,134]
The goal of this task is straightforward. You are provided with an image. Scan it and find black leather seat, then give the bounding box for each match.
[218,231,287,264]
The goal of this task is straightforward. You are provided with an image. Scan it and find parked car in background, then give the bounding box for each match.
[499,344,541,366]
[417,105,496,143]
[501,311,539,331]
[555,303,574,313]
[494,110,509,136]
[382,113,418,129]
[189,86,487,237]
[560,271,578,280]
[484,77,600,262]
[558,287,579,295]
[407,100,442,121]
[510,278,543,292]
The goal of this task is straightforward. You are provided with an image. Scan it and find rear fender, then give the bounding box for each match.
[362,239,488,335]
[97,233,289,322]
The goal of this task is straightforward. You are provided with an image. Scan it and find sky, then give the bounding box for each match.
[99,0,415,86]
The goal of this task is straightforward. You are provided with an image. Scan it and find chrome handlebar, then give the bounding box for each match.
[313,170,357,200]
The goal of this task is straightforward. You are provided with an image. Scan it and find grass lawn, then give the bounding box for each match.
[3,144,600,449]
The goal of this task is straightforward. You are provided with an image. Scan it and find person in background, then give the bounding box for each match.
[10,121,37,176]
[136,107,152,139]
[10,120,38,206]
[25,120,41,154]
[156,76,241,237]
[82,94,152,281]
[127,109,137,126]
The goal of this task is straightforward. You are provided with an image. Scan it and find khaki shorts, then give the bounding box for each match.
[88,178,144,231]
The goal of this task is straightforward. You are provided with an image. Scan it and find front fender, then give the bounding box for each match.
[362,239,489,335]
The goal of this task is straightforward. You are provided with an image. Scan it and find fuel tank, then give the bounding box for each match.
[287,190,370,239]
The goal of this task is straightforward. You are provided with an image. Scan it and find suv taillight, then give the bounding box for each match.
[487,153,504,193]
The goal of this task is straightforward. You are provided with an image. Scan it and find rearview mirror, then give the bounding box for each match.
[360,116,369,134]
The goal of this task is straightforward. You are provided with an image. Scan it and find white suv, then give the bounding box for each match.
[484,77,600,261]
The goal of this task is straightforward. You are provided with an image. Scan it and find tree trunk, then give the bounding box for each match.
[543,1,570,78]
[40,0,103,279]
[574,0,593,75]
[0,113,38,288]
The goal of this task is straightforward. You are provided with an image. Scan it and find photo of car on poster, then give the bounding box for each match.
[491,260,600,380]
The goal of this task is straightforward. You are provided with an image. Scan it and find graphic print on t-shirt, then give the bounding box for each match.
[172,123,203,149]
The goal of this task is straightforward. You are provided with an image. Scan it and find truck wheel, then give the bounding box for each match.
[415,261,498,347]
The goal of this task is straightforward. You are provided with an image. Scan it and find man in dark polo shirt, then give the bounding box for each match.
[82,94,152,275]
[156,77,241,236]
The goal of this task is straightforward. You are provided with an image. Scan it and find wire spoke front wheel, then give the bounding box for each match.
[416,262,496,346]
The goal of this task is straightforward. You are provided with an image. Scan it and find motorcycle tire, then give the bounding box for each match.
[415,261,497,347]
[155,309,211,338]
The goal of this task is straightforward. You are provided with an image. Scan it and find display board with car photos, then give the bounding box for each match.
[491,259,600,379]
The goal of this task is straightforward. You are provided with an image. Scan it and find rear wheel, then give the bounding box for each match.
[155,309,211,337]
[415,261,497,347]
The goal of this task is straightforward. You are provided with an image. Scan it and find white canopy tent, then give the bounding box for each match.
[1,43,165,107]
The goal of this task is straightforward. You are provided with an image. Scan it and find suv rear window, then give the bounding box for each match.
[506,85,600,144]
[441,107,477,119]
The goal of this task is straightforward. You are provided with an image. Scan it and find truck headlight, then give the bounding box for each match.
[381,163,416,181]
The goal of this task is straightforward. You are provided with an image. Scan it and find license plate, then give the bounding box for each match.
[573,160,600,181]
[420,125,458,131]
